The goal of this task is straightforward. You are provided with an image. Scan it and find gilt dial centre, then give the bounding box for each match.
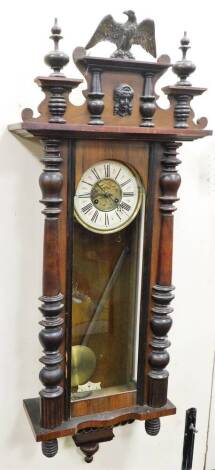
[91,178,122,212]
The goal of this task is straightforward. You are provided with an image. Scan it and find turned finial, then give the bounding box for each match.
[180,31,190,59]
[44,18,69,76]
[172,32,196,86]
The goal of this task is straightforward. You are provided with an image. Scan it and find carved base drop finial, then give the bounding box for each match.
[73,427,114,463]
[80,442,99,463]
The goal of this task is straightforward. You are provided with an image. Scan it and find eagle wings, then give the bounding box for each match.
[85,14,156,59]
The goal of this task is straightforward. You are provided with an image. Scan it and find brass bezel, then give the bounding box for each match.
[74,160,145,235]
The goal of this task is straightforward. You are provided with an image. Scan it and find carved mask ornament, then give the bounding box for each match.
[113,83,134,117]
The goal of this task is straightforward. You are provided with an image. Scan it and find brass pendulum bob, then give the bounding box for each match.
[71,345,96,388]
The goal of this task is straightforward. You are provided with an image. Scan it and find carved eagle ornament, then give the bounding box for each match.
[85,10,156,60]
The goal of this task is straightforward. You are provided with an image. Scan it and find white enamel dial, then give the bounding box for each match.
[74,160,143,234]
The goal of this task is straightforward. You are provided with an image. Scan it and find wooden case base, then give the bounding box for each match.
[23,397,176,442]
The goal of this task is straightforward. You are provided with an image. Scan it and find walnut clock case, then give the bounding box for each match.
[9,17,211,464]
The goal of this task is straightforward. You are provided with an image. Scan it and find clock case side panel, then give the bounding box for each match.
[136,142,162,405]
[64,140,76,420]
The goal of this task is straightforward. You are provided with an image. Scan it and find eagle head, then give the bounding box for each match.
[123,10,136,22]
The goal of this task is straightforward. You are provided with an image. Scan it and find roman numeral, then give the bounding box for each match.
[115,168,121,180]
[104,163,110,178]
[119,202,131,212]
[78,192,91,198]
[91,210,99,223]
[120,178,131,188]
[123,192,134,197]
[105,213,109,226]
[82,180,93,187]
[91,168,100,180]
[81,202,93,214]
[115,211,121,220]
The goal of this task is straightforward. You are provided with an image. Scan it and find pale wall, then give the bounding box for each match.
[0,1,215,469]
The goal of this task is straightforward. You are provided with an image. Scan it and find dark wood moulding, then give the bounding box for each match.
[8,121,212,141]
[74,53,171,74]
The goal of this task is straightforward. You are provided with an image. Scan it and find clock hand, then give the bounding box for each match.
[94,192,115,200]
[96,182,106,193]
[93,192,107,197]
[94,183,116,200]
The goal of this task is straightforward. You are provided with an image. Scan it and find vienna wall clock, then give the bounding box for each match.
[9,13,211,463]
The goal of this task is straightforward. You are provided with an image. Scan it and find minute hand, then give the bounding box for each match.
[96,183,106,194]
[95,185,116,202]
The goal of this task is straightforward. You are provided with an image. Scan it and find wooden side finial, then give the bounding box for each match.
[173,32,196,86]
[163,32,207,129]
[44,18,69,76]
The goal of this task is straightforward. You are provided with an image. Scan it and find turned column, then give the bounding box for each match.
[140,73,156,127]
[147,141,181,408]
[39,138,64,457]
[87,68,104,125]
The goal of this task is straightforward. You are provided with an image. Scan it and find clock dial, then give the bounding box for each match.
[74,160,143,233]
